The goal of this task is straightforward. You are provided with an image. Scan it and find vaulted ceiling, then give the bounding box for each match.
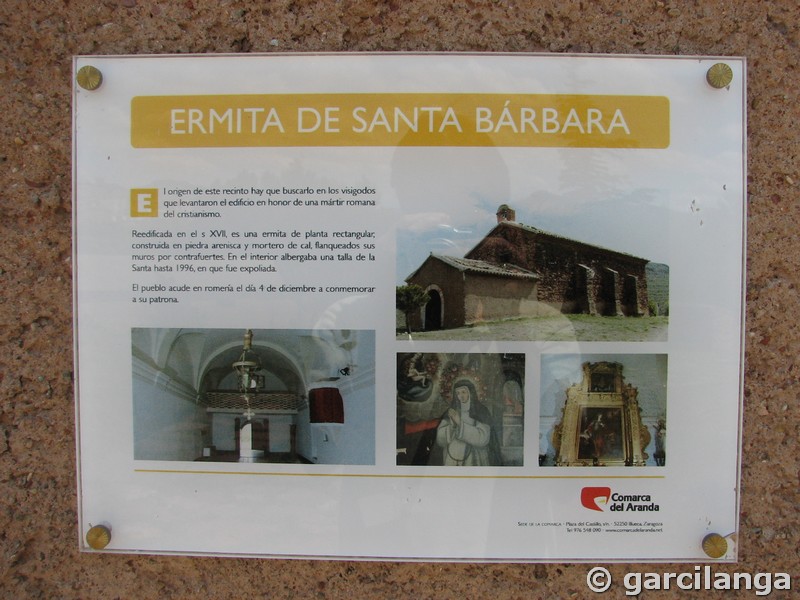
[131,328,360,396]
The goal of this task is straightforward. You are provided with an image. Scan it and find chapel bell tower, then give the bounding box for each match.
[496,204,516,223]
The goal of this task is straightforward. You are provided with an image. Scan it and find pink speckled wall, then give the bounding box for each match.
[1,1,797,597]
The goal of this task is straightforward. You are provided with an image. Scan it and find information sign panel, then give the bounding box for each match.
[73,54,745,561]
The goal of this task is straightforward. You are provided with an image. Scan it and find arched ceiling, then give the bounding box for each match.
[132,328,358,394]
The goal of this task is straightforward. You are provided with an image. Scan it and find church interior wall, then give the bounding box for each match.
[132,373,208,461]
[302,363,376,465]
[208,412,294,453]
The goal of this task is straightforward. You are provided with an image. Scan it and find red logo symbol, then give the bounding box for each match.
[581,487,611,511]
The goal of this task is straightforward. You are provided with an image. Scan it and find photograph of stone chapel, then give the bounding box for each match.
[400,204,668,340]
[132,327,375,465]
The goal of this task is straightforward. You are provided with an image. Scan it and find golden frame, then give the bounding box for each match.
[553,362,650,466]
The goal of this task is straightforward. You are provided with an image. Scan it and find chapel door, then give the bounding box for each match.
[424,290,442,330]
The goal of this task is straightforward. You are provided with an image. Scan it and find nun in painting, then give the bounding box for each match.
[436,380,501,466]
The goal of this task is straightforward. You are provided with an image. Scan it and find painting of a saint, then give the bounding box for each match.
[436,379,501,466]
[577,407,624,462]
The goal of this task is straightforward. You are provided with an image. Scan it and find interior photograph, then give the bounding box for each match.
[131,327,375,465]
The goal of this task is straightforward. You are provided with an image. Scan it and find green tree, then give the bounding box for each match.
[396,284,430,335]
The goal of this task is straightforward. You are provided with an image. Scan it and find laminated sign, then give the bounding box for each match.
[73,54,745,561]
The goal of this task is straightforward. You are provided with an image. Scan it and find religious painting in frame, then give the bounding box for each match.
[549,359,663,468]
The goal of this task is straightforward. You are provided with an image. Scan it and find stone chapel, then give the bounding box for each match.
[405,204,651,330]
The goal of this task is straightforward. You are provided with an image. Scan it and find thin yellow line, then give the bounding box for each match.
[135,469,665,480]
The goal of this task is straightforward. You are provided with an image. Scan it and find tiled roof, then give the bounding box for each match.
[493,221,648,262]
[430,254,540,280]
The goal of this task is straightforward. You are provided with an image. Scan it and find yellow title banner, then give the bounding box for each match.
[131,94,669,149]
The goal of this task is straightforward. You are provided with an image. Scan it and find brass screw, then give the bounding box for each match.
[702,533,728,558]
[86,524,112,549]
[77,65,103,91]
[706,63,733,89]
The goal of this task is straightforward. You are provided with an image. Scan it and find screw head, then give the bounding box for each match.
[702,533,728,558]
[706,63,733,89]
[85,524,111,549]
[77,65,103,91]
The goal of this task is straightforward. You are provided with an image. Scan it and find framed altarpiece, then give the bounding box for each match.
[553,362,649,467]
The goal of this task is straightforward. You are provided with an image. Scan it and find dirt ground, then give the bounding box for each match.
[400,315,670,342]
